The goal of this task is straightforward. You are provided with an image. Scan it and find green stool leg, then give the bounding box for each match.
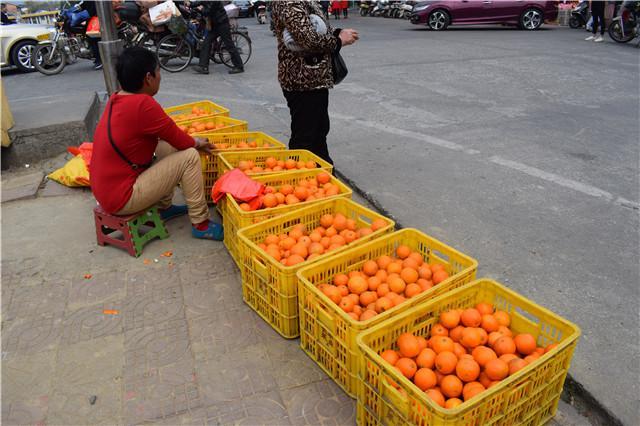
[127,207,169,257]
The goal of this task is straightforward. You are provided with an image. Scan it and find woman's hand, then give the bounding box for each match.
[339,29,359,46]
[194,137,212,154]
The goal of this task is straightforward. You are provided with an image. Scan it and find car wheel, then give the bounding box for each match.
[11,40,37,72]
[428,9,450,31]
[520,8,543,30]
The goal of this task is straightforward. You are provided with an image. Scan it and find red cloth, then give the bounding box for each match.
[90,93,195,213]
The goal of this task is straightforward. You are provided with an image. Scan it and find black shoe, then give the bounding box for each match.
[94,63,103,70]
[194,65,209,75]
[228,67,244,74]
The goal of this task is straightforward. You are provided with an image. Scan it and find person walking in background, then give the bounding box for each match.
[320,0,330,18]
[271,1,359,164]
[331,0,341,19]
[342,0,349,18]
[81,1,103,70]
[585,0,605,42]
[1,3,15,25]
[194,1,244,74]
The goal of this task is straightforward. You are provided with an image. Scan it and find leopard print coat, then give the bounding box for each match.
[271,1,342,92]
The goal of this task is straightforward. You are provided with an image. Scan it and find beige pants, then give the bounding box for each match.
[117,142,209,225]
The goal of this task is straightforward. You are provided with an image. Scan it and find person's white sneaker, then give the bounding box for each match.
[585,35,595,41]
[594,35,604,42]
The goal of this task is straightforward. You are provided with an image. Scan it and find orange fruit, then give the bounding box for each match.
[441,375,463,398]
[534,347,545,356]
[375,297,393,313]
[434,351,458,374]
[284,159,297,169]
[462,382,485,401]
[418,265,432,280]
[478,371,492,388]
[371,218,388,232]
[449,326,465,343]
[481,314,499,333]
[348,275,368,295]
[376,283,390,298]
[362,260,378,276]
[376,255,393,270]
[475,302,494,315]
[397,333,421,358]
[360,310,377,321]
[388,276,406,294]
[432,270,449,285]
[472,346,497,368]
[332,214,347,231]
[488,331,503,347]
[274,193,286,204]
[460,309,482,327]
[508,358,528,375]
[456,358,480,382]
[440,310,461,329]
[493,310,511,327]
[417,336,428,351]
[545,343,558,353]
[402,258,419,271]
[426,388,446,408]
[239,203,252,211]
[305,160,316,169]
[452,342,466,359]
[400,268,419,284]
[445,398,463,409]
[404,283,422,298]
[416,348,436,369]
[336,285,349,297]
[386,262,402,275]
[514,334,537,356]
[280,184,294,196]
[359,291,377,307]
[322,285,341,304]
[430,324,449,337]
[484,359,509,380]
[316,172,331,184]
[333,274,348,286]
[524,354,540,364]
[498,325,513,337]
[396,245,411,259]
[431,336,455,354]
[263,193,278,208]
[414,368,437,391]
[367,276,381,291]
[499,354,519,364]
[493,336,516,356]
[381,349,400,366]
[339,297,355,313]
[461,327,482,349]
[293,186,308,200]
[396,357,417,379]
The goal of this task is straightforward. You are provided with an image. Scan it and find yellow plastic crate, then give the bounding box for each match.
[237,198,395,339]
[180,115,247,135]
[164,100,230,122]
[296,228,478,398]
[196,132,286,204]
[356,279,581,426]
[220,169,352,266]
[218,149,334,177]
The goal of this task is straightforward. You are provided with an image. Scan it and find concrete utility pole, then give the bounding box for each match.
[96,1,122,95]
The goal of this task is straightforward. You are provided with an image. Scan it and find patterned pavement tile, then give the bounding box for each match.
[46,380,123,426]
[265,339,327,391]
[281,380,356,426]
[126,268,182,298]
[178,252,239,285]
[1,257,47,284]
[1,398,48,426]
[1,350,55,404]
[123,285,185,331]
[196,344,278,405]
[123,362,201,426]
[4,279,69,322]
[124,318,192,380]
[199,390,291,426]
[181,272,244,319]
[1,315,62,359]
[54,335,124,386]
[61,301,124,344]
[189,307,265,361]
[67,270,127,311]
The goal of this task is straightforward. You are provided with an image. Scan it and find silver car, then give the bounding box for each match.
[1,23,55,72]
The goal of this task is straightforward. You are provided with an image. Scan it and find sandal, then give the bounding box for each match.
[159,205,188,221]
[192,221,224,241]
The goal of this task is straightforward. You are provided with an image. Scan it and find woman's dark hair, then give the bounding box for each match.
[116,47,158,92]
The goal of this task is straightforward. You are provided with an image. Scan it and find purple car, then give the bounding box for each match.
[410,0,559,30]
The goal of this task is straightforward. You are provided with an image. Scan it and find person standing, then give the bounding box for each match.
[585,0,605,42]
[342,0,349,18]
[194,1,244,74]
[331,0,341,19]
[320,0,330,18]
[1,3,15,25]
[271,1,359,164]
[81,1,103,70]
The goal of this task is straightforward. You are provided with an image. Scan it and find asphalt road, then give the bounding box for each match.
[4,15,639,425]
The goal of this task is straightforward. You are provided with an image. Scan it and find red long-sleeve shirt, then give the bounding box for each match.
[90,93,196,213]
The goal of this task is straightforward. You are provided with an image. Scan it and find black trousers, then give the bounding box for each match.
[591,2,605,35]
[199,22,243,69]
[283,89,333,165]
[87,37,101,64]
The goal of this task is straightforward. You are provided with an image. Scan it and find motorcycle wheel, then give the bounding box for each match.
[156,33,193,72]
[360,8,366,16]
[569,16,582,29]
[608,21,634,43]
[219,32,252,68]
[32,43,66,75]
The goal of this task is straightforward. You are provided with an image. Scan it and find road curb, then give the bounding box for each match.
[334,167,625,426]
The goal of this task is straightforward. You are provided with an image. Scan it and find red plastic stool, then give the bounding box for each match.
[94,206,169,257]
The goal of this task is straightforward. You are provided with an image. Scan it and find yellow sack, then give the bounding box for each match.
[47,154,91,187]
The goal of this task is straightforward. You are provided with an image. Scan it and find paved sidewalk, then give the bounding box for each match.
[1,162,590,425]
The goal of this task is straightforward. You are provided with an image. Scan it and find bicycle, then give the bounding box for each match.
[156,13,251,73]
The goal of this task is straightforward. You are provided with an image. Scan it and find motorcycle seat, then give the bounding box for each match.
[69,25,87,34]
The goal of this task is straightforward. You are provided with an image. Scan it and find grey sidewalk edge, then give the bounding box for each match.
[333,168,624,426]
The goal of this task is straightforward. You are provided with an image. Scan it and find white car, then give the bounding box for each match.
[1,23,55,72]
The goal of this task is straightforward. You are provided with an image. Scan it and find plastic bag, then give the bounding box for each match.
[211,169,264,204]
[149,0,179,26]
[47,155,90,187]
[86,16,100,38]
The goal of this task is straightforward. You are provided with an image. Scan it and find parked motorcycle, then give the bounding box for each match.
[569,1,589,29]
[360,0,373,16]
[608,0,640,43]
[255,0,267,24]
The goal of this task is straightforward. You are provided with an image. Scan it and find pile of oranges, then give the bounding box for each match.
[238,157,319,175]
[238,172,341,211]
[379,303,558,409]
[212,141,274,150]
[316,246,451,322]
[258,214,388,266]
[170,106,211,122]
[178,121,230,135]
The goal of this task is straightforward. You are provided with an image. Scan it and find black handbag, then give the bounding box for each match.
[107,100,153,171]
[331,50,348,85]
